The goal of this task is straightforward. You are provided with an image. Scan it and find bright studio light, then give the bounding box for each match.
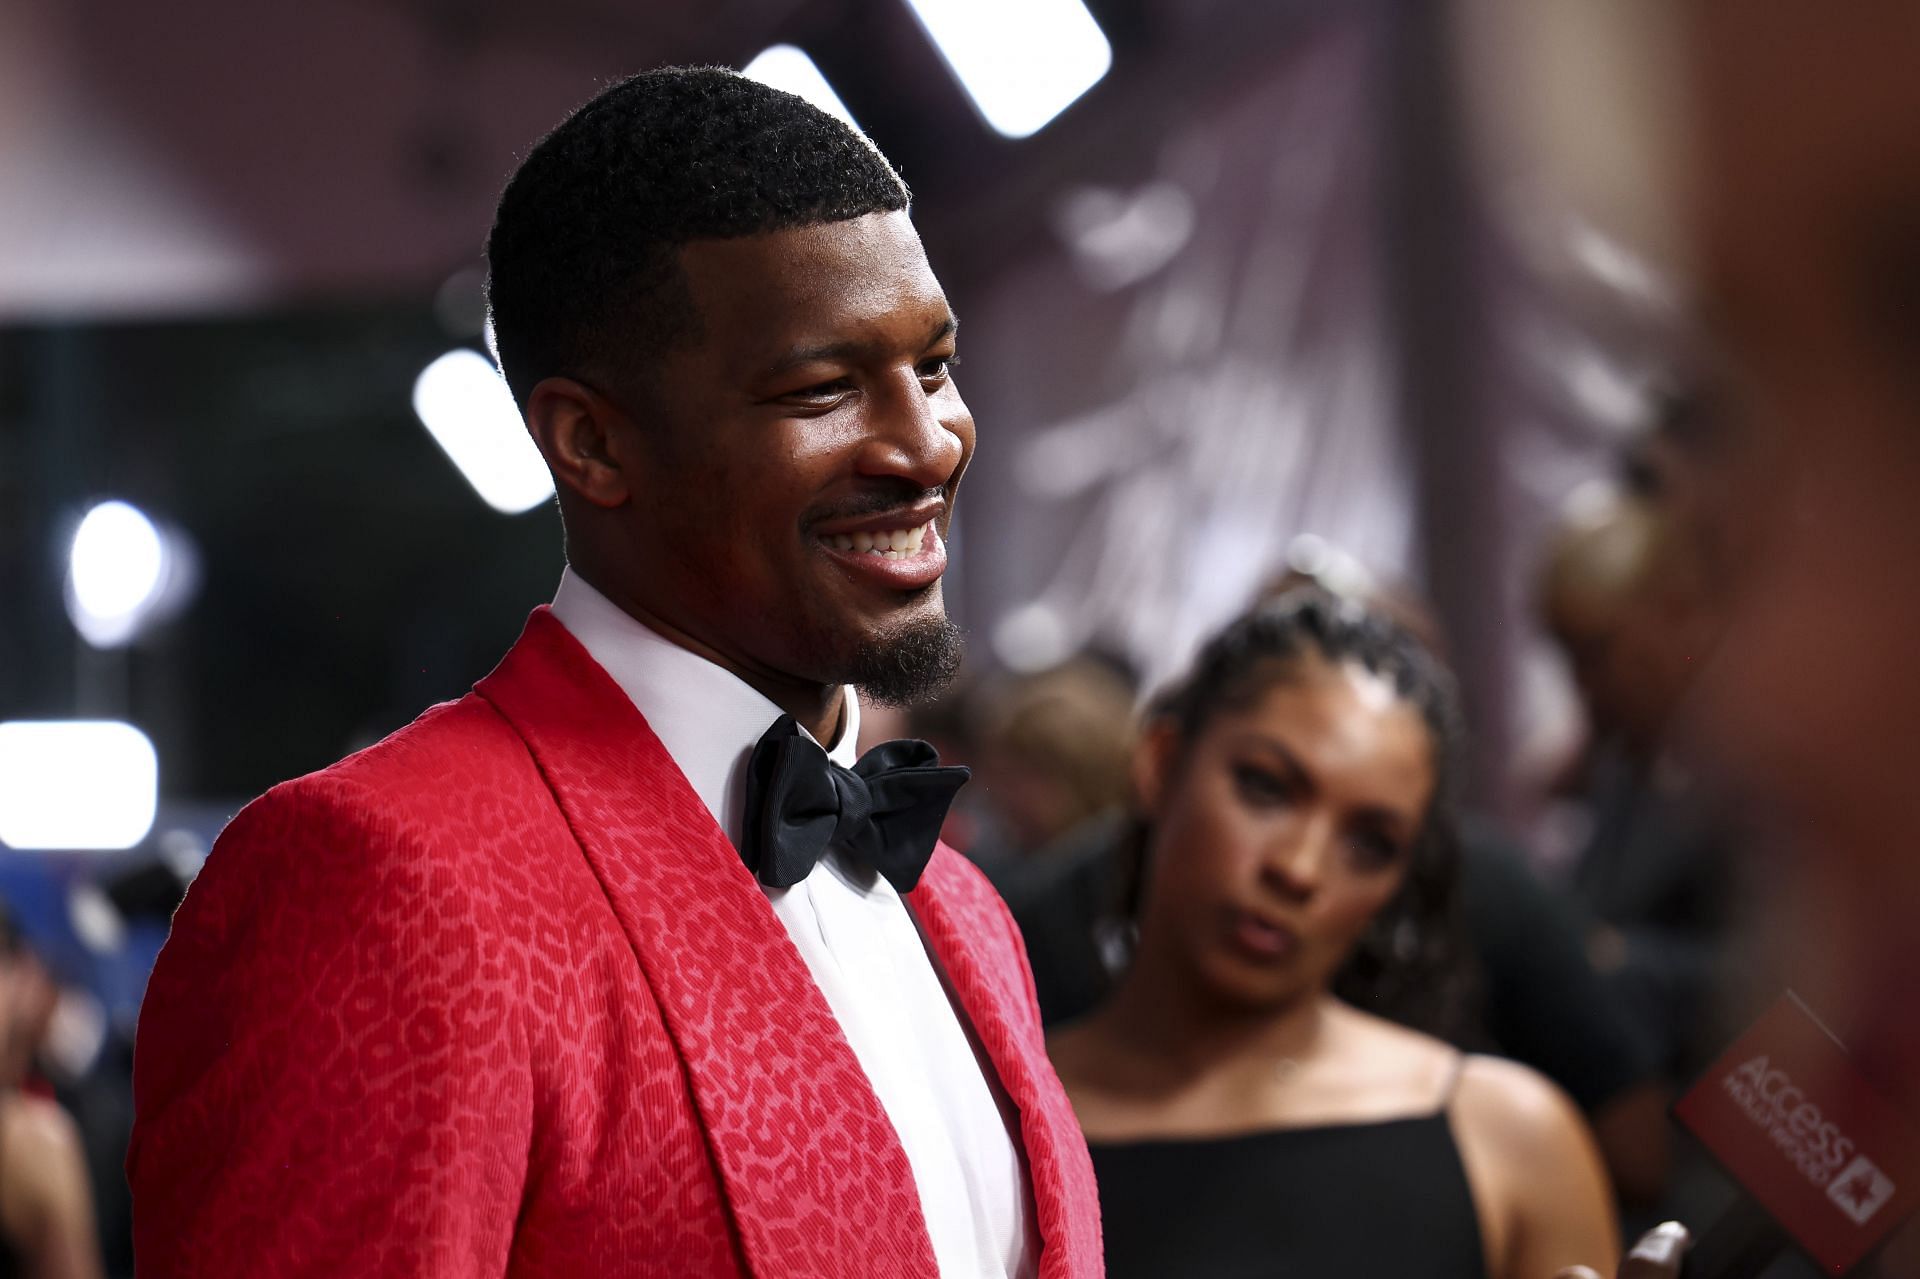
[0,721,158,851]
[902,0,1112,138]
[66,501,166,648]
[744,45,860,132]
[411,349,554,515]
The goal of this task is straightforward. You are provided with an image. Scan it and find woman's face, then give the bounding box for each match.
[1135,657,1438,1012]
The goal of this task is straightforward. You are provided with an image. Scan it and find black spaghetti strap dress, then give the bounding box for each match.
[1088,1086,1489,1278]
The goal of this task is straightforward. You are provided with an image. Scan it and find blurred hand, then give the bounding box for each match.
[1554,1221,1690,1279]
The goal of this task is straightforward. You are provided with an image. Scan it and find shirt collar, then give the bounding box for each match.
[548,567,861,847]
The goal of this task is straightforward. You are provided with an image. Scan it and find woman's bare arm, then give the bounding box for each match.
[1453,1054,1621,1279]
[6,1097,105,1279]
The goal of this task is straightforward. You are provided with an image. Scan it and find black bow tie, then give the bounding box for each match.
[738,714,970,893]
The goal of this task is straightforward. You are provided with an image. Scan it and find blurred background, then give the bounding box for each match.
[1,0,1686,806]
[0,0,1868,1274]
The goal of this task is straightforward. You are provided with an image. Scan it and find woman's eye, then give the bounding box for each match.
[1344,828,1404,873]
[1231,764,1291,806]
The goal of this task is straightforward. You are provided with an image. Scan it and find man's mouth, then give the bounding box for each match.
[820,522,930,560]
[814,518,947,590]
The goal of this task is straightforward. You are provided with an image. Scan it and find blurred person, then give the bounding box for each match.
[1679,1,1920,1114]
[1001,565,1670,1204]
[860,657,1134,1026]
[1296,559,1676,1213]
[1618,385,1729,545]
[1539,486,1719,764]
[1453,817,1673,1217]
[1532,6,1920,1275]
[1538,485,1742,1083]
[1658,20,1920,1278]
[967,659,1136,870]
[1538,491,1663,755]
[0,913,103,1279]
[1050,593,1620,1279]
[128,69,1100,1278]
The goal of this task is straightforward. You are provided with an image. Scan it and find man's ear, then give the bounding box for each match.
[1130,717,1181,822]
[524,376,632,508]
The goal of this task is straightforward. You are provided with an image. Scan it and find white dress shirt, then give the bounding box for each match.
[550,569,1035,1279]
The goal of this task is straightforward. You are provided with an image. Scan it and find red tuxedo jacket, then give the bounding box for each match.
[129,609,1103,1277]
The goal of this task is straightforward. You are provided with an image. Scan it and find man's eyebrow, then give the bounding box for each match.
[760,313,960,379]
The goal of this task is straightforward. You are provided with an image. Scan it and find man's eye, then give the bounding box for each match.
[786,378,854,404]
[918,354,961,384]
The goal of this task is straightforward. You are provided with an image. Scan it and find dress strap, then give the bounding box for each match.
[1434,1051,1469,1114]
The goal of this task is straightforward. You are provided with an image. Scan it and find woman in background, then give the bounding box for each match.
[1050,593,1618,1278]
[0,912,103,1279]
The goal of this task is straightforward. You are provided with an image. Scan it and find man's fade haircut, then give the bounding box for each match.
[485,66,911,408]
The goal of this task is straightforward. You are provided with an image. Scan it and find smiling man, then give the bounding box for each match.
[127,69,1101,1278]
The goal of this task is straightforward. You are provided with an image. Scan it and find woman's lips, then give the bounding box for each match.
[817,520,946,590]
[1228,910,1300,962]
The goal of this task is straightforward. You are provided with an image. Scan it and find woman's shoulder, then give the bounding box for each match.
[1327,1010,1590,1148]
[1451,1054,1591,1154]
[1324,1003,1462,1099]
[1449,1056,1621,1278]
[1330,1002,1443,1048]
[0,1092,87,1198]
[0,1092,86,1246]
[1,1092,79,1154]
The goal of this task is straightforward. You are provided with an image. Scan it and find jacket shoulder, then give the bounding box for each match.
[171,692,557,967]
[313,692,539,808]
[131,692,542,1277]
[231,693,550,862]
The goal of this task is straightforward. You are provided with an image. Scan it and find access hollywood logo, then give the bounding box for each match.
[1827,1155,1897,1226]
[1723,1056,1898,1225]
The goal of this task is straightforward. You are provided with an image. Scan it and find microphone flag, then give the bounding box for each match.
[1674,992,1920,1275]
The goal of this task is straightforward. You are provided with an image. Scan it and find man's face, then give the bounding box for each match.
[606,211,974,703]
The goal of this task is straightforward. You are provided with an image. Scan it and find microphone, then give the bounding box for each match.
[1672,993,1919,1277]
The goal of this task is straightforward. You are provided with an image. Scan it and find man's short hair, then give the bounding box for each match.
[486,66,911,407]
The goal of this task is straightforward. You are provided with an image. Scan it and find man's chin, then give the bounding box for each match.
[843,610,965,709]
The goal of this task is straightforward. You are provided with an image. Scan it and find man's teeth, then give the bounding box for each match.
[824,524,928,559]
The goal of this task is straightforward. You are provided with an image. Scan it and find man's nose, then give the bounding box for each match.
[854,370,969,490]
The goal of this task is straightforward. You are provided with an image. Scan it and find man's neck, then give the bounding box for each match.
[567,565,846,745]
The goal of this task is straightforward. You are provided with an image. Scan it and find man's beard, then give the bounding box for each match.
[846,613,965,708]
